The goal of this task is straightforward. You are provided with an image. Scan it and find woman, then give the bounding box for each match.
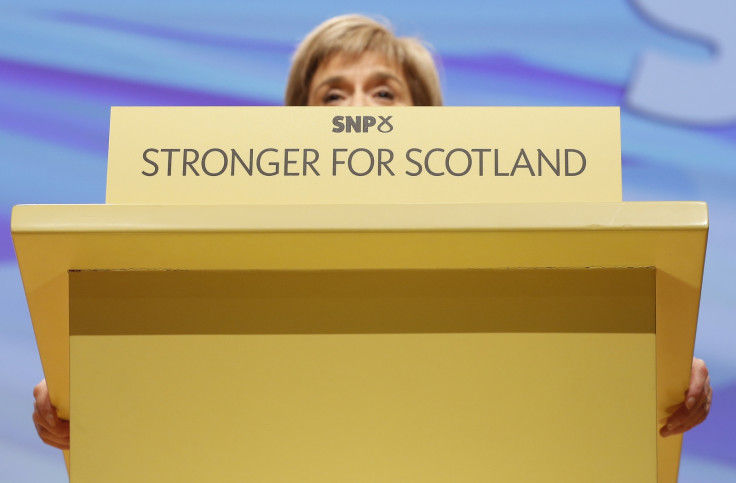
[285,14,442,107]
[32,14,711,450]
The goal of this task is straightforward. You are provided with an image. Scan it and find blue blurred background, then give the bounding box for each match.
[2,1,734,480]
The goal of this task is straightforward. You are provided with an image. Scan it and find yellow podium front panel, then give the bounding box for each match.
[12,202,707,482]
[70,268,654,482]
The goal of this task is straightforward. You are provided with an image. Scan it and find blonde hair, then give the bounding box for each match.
[285,15,443,106]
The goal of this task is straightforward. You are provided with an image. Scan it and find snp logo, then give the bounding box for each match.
[332,115,393,133]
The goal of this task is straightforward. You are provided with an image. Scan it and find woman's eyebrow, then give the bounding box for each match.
[315,71,404,90]
[314,76,346,90]
[367,72,404,84]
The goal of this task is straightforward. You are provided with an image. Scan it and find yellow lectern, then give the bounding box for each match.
[12,108,707,482]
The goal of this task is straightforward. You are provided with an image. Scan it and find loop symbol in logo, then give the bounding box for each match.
[377,116,393,133]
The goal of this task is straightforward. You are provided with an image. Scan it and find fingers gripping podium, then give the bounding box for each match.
[12,108,707,482]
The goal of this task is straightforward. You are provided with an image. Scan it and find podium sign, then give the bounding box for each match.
[107,106,621,204]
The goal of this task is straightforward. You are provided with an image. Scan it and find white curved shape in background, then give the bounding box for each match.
[627,0,736,125]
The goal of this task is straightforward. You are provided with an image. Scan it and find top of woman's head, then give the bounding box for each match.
[285,15,443,106]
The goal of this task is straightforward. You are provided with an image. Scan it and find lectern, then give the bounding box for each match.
[13,108,707,482]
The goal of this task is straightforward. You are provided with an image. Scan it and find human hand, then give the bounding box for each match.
[660,357,711,437]
[32,379,70,450]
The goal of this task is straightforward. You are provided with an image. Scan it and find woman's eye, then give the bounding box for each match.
[322,91,344,104]
[375,89,394,99]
